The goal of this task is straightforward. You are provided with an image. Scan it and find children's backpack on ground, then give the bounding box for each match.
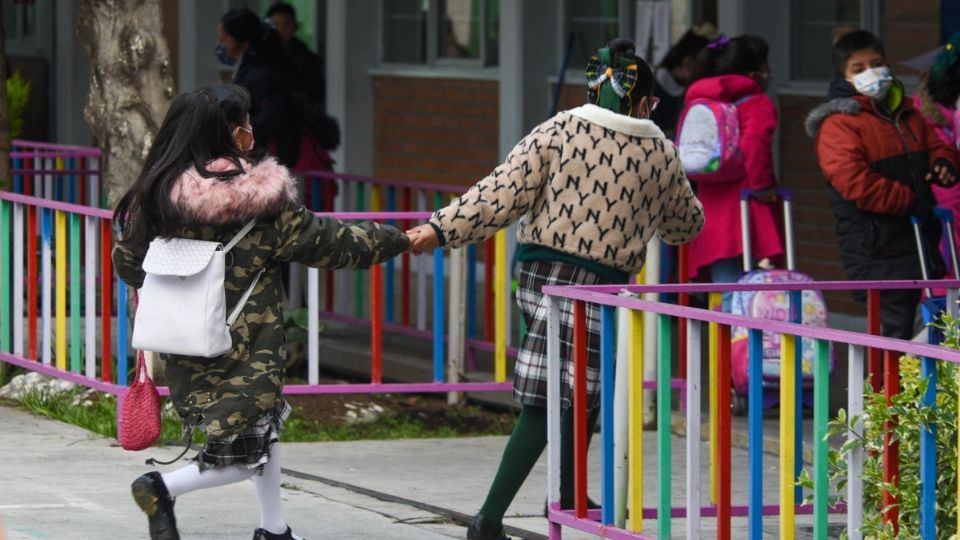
[727,189,834,412]
[729,270,832,401]
[675,96,752,183]
[131,219,263,358]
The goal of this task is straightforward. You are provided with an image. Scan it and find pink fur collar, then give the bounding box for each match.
[170,157,298,224]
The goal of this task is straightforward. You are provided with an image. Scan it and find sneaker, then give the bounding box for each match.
[252,526,305,540]
[131,472,180,540]
[466,513,511,540]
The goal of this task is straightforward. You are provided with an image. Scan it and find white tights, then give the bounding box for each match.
[160,442,288,535]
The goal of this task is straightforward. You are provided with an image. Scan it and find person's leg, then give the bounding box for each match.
[160,462,257,498]
[252,443,291,536]
[879,288,921,340]
[710,257,743,312]
[477,405,549,523]
[559,406,601,508]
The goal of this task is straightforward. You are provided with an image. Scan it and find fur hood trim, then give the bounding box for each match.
[170,157,298,225]
[804,98,863,137]
[568,104,666,139]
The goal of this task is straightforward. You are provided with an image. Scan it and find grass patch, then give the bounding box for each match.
[6,387,517,445]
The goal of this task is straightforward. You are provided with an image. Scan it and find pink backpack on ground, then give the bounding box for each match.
[729,270,833,396]
[675,96,752,184]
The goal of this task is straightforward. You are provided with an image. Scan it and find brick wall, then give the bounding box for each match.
[778,94,862,316]
[372,76,499,188]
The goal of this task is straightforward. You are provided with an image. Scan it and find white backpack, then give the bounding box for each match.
[131,219,264,358]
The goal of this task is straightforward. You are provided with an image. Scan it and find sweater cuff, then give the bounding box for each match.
[428,221,447,247]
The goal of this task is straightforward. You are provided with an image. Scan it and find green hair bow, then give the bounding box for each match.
[586,48,639,115]
[931,31,960,83]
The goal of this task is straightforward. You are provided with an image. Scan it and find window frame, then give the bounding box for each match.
[785,0,932,87]
[379,0,499,68]
[558,0,633,79]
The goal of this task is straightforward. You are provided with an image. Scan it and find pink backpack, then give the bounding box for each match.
[675,96,752,184]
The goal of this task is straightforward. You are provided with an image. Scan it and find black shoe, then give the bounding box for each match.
[466,513,511,540]
[253,526,303,540]
[131,472,180,540]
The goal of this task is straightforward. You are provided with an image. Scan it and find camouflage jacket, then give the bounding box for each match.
[113,157,409,439]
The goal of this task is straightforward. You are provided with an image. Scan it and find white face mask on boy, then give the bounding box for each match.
[849,66,893,99]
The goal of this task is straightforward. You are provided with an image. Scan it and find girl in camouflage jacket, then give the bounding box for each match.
[113,84,409,540]
[408,40,703,540]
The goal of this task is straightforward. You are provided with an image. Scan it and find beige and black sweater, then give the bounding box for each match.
[430,104,704,281]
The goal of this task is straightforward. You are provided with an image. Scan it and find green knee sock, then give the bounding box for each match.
[560,406,600,508]
[477,405,602,524]
[478,405,548,524]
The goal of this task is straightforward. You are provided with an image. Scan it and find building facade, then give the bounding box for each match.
[10,0,957,316]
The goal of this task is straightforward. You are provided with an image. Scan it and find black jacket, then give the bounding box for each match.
[234,52,302,167]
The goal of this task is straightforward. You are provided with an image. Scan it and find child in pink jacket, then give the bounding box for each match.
[682,35,784,309]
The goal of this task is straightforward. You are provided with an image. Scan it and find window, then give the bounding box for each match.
[4,0,39,49]
[791,0,861,81]
[882,0,940,77]
[565,0,620,72]
[791,0,942,81]
[382,0,499,66]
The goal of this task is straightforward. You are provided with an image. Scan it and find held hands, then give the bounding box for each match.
[406,224,440,255]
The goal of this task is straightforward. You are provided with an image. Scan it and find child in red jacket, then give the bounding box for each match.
[806,30,959,339]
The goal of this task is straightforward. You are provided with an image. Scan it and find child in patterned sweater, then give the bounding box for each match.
[407,38,704,540]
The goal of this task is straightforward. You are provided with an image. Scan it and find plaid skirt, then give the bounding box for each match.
[514,259,612,409]
[196,399,291,472]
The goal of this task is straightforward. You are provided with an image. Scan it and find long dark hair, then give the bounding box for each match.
[114,84,257,246]
[692,35,768,81]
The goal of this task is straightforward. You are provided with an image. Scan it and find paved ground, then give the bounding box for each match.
[0,404,844,539]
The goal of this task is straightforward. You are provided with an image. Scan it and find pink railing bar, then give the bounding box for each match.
[12,139,102,153]
[296,169,465,196]
[0,192,112,219]
[543,282,960,364]
[0,352,122,396]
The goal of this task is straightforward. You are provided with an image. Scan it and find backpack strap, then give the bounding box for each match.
[222,218,264,327]
[226,268,265,327]
[733,95,756,106]
[223,218,257,253]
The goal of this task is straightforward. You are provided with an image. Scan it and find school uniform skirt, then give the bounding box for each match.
[196,400,292,472]
[513,259,613,410]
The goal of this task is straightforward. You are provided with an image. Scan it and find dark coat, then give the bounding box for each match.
[234,52,302,167]
[806,79,958,281]
[113,158,410,438]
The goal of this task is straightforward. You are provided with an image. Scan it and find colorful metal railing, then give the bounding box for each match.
[0,192,510,398]
[8,140,103,207]
[542,280,960,540]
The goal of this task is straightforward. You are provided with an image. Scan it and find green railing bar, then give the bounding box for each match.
[70,213,81,372]
[657,313,672,539]
[0,199,10,353]
[813,338,830,538]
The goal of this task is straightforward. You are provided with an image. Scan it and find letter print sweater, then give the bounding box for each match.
[430,104,704,280]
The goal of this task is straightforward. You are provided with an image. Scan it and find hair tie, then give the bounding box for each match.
[586,47,639,114]
[707,34,729,50]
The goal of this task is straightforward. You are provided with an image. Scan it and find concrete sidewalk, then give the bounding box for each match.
[0,404,841,539]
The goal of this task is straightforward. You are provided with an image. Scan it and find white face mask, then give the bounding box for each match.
[849,66,893,99]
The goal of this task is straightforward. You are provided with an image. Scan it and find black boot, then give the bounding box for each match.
[466,513,511,540]
[253,526,304,540]
[131,472,180,540]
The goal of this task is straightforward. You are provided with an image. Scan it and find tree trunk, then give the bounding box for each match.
[0,3,11,190]
[77,0,175,208]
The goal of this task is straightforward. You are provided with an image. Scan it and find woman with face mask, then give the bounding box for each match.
[217,8,302,168]
[805,30,960,340]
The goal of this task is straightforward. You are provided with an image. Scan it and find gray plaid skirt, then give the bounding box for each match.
[196,399,291,472]
[514,259,612,409]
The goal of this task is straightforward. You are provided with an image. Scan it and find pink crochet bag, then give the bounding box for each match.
[120,351,161,451]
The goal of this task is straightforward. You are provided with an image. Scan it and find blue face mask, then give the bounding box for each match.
[215,43,236,66]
